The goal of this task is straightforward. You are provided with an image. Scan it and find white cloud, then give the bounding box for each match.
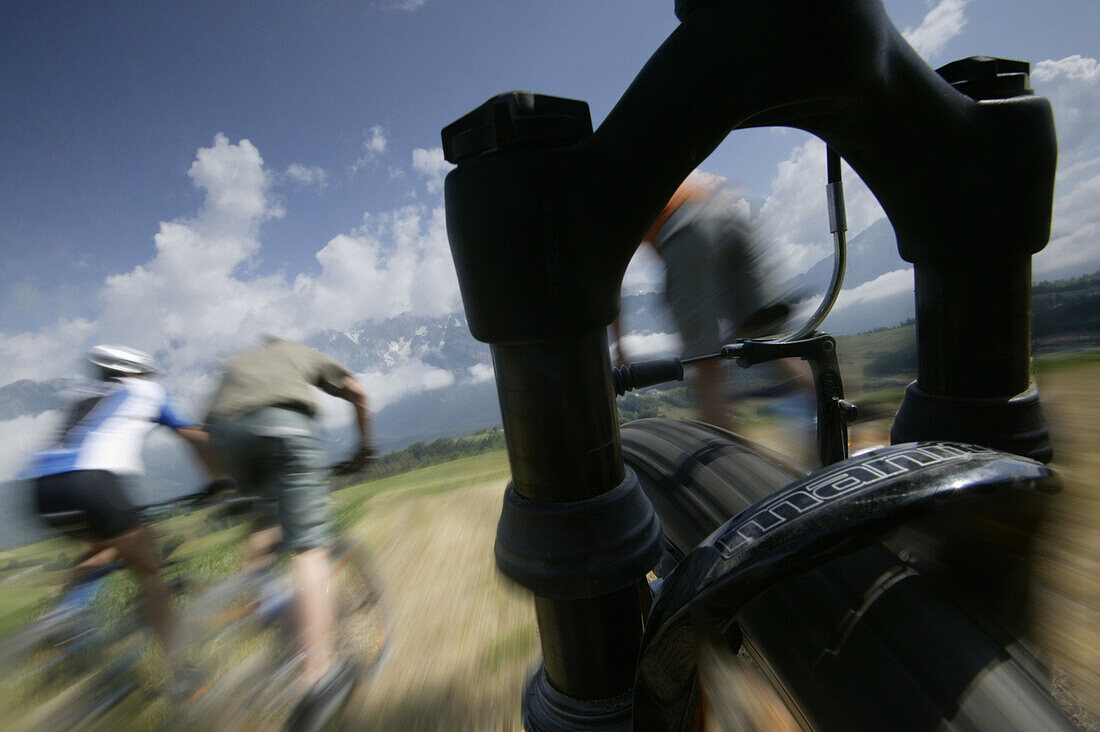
[467,363,495,383]
[364,125,387,154]
[350,125,389,175]
[0,133,464,459]
[285,163,328,188]
[189,134,280,226]
[93,134,287,370]
[411,147,453,195]
[1034,54,1099,83]
[388,0,426,10]
[1033,56,1100,163]
[1031,56,1100,279]
[615,332,682,361]
[837,268,913,305]
[303,203,460,327]
[0,319,95,385]
[0,411,60,481]
[685,169,729,193]
[815,268,916,334]
[354,361,454,412]
[1037,167,1100,279]
[902,0,969,60]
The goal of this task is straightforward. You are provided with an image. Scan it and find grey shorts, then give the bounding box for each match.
[659,203,767,358]
[208,406,330,551]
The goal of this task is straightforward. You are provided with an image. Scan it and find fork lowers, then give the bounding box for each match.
[490,333,663,726]
[892,257,1051,461]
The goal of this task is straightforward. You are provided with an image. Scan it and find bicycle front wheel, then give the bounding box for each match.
[622,418,1077,732]
[178,537,387,729]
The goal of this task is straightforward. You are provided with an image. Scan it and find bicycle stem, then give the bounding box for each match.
[442,0,1056,726]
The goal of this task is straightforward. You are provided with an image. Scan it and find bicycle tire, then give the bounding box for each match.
[0,608,150,731]
[178,536,387,729]
[0,613,77,672]
[622,418,1077,732]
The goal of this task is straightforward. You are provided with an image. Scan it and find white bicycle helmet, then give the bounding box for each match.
[86,344,159,379]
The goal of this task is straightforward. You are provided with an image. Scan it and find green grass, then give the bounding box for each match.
[1034,349,1100,373]
[837,324,917,380]
[0,451,512,640]
[0,588,49,636]
[480,622,537,674]
[0,539,77,635]
[332,450,510,534]
[337,450,510,505]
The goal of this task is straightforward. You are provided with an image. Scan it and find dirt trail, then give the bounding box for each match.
[343,480,535,730]
[1033,365,1100,728]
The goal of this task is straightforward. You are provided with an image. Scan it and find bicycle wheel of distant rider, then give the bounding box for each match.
[622,418,1078,731]
[0,597,150,730]
[178,537,387,729]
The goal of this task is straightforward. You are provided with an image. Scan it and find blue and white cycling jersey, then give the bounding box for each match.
[22,377,196,479]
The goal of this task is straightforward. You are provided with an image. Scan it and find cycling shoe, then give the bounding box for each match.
[285,659,359,732]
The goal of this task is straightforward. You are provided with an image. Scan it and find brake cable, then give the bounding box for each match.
[614,145,851,393]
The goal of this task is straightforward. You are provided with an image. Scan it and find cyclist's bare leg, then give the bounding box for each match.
[292,547,336,688]
[47,544,122,613]
[74,544,119,572]
[246,526,281,571]
[694,360,731,429]
[106,526,174,645]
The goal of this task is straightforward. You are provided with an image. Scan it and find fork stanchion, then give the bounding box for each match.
[490,333,662,724]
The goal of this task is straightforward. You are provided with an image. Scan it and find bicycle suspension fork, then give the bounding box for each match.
[443,95,664,729]
[441,2,1058,727]
[492,334,661,717]
[890,56,1056,462]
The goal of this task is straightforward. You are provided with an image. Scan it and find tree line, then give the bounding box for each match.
[334,427,507,486]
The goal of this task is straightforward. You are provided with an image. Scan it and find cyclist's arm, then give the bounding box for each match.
[155,394,227,479]
[335,376,371,449]
[174,425,227,479]
[312,350,373,467]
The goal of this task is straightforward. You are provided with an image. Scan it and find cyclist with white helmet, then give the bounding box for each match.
[21,345,220,655]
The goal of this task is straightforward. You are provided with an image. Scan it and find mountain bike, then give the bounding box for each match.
[0,489,209,730]
[176,479,389,730]
[438,0,1078,728]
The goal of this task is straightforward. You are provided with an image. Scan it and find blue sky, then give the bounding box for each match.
[2,0,1099,475]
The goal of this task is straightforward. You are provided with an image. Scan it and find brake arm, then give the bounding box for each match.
[724,334,856,466]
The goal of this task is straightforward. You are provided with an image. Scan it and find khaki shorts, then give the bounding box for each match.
[209,406,330,551]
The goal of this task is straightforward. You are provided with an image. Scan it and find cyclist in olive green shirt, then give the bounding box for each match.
[206,338,372,723]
